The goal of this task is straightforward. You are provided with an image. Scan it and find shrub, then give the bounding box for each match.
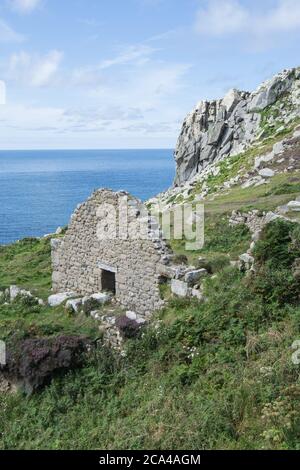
[14,293,40,308]
[290,224,300,256]
[253,219,298,269]
[206,254,230,273]
[250,267,300,307]
[2,335,91,394]
[204,219,250,253]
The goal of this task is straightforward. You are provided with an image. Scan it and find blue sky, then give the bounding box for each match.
[0,0,299,149]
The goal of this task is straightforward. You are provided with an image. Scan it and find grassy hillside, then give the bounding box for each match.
[1,217,300,450]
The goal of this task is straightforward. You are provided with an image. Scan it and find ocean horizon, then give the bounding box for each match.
[0,149,174,245]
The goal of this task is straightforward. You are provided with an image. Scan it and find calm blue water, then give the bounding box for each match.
[0,149,174,245]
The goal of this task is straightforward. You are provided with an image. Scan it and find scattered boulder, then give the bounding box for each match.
[171,279,189,297]
[9,285,35,302]
[10,285,22,301]
[8,285,43,306]
[258,168,275,178]
[48,292,77,307]
[287,201,300,212]
[242,176,266,188]
[65,298,82,314]
[82,293,112,314]
[254,152,274,169]
[239,253,254,264]
[239,253,254,271]
[125,311,137,320]
[184,269,208,286]
[125,311,146,324]
[158,264,190,281]
[191,288,204,301]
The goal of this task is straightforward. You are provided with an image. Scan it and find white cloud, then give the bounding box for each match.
[70,44,156,86]
[195,0,300,36]
[7,50,63,87]
[0,100,181,149]
[263,0,300,32]
[0,103,64,129]
[99,44,156,69]
[196,0,248,36]
[9,0,42,14]
[0,18,25,42]
[90,62,191,111]
[0,80,6,104]
[0,53,188,148]
[30,50,63,87]
[0,38,190,147]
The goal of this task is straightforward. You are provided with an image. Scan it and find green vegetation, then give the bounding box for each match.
[265,181,300,196]
[259,94,297,138]
[0,237,99,344]
[0,237,52,300]
[159,281,172,300]
[1,219,299,450]
[171,215,251,265]
[184,116,300,200]
[1,98,300,449]
[203,170,300,218]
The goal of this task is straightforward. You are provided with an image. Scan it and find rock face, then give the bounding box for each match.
[174,67,300,185]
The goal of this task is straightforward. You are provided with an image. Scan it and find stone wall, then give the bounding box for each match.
[229,209,284,237]
[51,189,171,318]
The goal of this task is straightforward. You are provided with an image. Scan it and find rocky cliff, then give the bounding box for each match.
[174,67,300,185]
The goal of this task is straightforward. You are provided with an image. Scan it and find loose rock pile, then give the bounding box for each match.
[229,205,300,273]
[158,256,208,301]
[47,289,145,353]
[0,285,44,306]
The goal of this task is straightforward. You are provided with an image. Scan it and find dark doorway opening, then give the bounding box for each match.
[101,269,116,294]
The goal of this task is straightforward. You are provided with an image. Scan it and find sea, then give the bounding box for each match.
[0,149,174,245]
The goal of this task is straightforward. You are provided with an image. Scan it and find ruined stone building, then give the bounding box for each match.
[51,189,171,317]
